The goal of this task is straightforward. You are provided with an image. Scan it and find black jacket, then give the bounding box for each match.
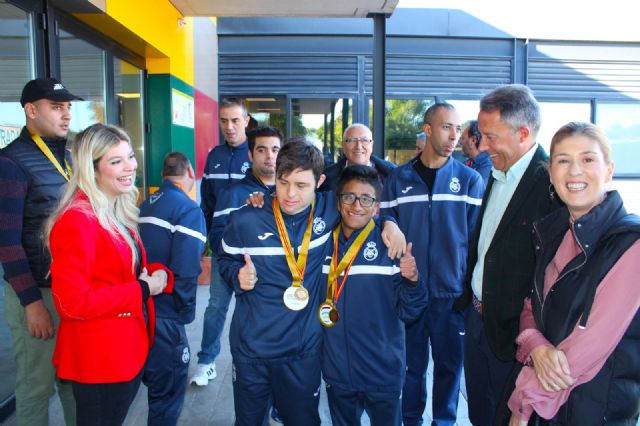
[454,145,562,361]
[318,155,396,192]
[529,191,640,425]
[0,127,70,288]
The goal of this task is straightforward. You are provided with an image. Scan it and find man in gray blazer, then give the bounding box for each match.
[454,84,562,426]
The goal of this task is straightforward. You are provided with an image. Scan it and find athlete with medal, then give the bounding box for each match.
[218,141,407,426]
[320,165,428,426]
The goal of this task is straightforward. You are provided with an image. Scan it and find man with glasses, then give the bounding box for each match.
[381,103,484,426]
[319,123,395,192]
[321,164,428,426]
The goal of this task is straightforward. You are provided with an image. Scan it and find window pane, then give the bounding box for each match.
[245,96,286,135]
[445,99,481,163]
[59,28,106,134]
[114,59,146,198]
[292,98,352,163]
[0,4,33,148]
[0,2,33,408]
[384,99,434,165]
[538,102,591,153]
[596,103,640,177]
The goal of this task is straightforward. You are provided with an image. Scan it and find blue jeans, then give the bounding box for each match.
[197,255,233,364]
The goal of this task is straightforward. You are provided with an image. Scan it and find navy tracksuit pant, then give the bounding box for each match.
[143,318,190,426]
[326,384,402,426]
[402,298,465,426]
[232,354,321,426]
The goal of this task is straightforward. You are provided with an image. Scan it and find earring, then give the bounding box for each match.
[548,183,556,201]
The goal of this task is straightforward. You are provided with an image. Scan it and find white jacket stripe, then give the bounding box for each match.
[139,216,207,242]
[380,193,481,208]
[222,231,331,256]
[204,173,245,180]
[321,264,400,276]
[213,206,242,218]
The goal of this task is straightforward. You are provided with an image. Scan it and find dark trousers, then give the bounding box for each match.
[402,298,464,426]
[326,384,401,426]
[143,317,190,426]
[232,354,321,426]
[71,370,142,426]
[464,306,514,426]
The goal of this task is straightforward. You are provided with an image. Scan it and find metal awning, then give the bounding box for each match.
[168,0,398,18]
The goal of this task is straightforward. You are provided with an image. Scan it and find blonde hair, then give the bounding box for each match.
[550,122,613,164]
[46,123,140,267]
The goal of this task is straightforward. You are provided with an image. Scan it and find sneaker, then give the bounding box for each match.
[190,362,217,386]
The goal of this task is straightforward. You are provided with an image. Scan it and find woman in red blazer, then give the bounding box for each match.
[46,123,173,426]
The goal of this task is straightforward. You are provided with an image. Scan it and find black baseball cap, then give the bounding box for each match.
[20,78,83,107]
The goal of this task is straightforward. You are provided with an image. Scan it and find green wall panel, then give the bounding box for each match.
[146,74,195,187]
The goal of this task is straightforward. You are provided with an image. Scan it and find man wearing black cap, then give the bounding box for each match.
[0,77,82,426]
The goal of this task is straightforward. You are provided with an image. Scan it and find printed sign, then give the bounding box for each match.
[171,89,194,128]
[0,126,21,148]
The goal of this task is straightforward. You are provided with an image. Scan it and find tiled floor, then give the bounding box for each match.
[3,285,472,425]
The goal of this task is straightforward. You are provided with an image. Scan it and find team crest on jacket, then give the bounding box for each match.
[313,217,326,235]
[363,241,378,261]
[241,162,250,173]
[149,192,163,204]
[449,177,461,193]
[181,347,190,364]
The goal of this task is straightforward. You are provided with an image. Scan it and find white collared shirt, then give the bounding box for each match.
[471,144,539,300]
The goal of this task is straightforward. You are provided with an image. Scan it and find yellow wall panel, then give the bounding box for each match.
[104,0,194,84]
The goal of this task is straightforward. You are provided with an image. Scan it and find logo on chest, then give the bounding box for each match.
[449,177,461,193]
[313,217,326,235]
[363,241,378,261]
[241,162,250,173]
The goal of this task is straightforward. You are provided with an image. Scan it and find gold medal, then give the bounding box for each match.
[318,220,375,326]
[318,303,336,327]
[283,285,309,311]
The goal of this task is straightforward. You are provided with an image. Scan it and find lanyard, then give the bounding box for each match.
[29,130,71,181]
[323,219,375,306]
[272,196,315,287]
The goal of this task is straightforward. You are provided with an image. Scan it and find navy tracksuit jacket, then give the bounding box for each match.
[139,179,206,426]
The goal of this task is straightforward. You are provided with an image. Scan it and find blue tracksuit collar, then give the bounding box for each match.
[223,140,249,153]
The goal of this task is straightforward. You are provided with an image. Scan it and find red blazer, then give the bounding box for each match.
[50,193,173,384]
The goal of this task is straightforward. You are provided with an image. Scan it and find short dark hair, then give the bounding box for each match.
[276,139,324,183]
[219,97,248,116]
[247,126,284,152]
[480,84,541,137]
[162,152,190,177]
[336,164,382,199]
[423,102,456,125]
[468,120,482,148]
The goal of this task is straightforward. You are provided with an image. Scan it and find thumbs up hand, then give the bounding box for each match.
[400,242,419,283]
[238,252,258,291]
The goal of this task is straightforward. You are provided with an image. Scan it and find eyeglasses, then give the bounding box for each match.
[338,192,377,208]
[344,137,373,145]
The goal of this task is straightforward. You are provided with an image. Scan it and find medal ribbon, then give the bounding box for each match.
[29,130,72,181]
[324,219,375,305]
[272,196,315,287]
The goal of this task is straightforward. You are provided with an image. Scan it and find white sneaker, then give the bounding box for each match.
[190,362,217,386]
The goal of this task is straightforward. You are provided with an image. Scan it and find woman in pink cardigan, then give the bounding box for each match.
[505,122,640,426]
